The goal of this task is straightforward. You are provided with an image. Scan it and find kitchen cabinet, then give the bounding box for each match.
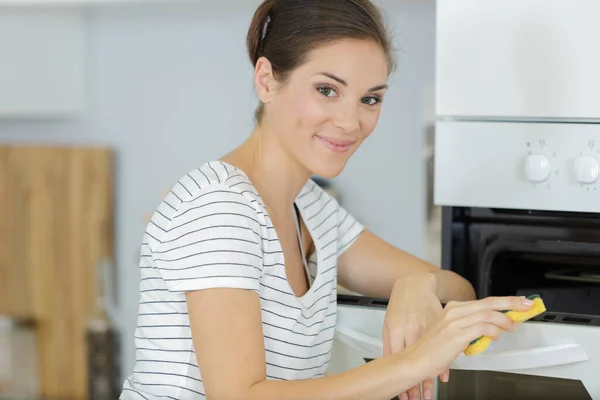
[436,0,600,120]
[0,146,113,399]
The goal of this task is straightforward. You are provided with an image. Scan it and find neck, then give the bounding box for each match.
[234,124,312,218]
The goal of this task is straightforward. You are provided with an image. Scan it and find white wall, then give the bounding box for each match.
[0,0,435,380]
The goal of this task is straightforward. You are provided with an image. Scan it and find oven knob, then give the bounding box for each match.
[525,154,551,182]
[574,155,600,184]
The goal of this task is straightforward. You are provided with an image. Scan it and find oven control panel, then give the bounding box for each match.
[434,120,600,213]
[573,155,599,184]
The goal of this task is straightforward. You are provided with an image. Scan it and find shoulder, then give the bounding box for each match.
[166,160,258,207]
[145,161,264,246]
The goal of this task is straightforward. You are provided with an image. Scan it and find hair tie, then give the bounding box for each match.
[261,14,271,41]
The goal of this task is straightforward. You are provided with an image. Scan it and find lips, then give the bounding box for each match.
[315,135,356,153]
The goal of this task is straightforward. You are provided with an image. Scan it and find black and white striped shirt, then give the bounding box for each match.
[121,161,364,399]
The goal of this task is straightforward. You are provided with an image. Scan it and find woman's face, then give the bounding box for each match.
[257,39,389,179]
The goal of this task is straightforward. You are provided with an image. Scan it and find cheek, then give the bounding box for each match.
[289,91,329,130]
[359,110,382,140]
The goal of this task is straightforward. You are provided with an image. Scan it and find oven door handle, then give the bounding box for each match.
[335,326,589,371]
[451,343,589,371]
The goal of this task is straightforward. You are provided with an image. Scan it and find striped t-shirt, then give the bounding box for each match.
[121,161,364,399]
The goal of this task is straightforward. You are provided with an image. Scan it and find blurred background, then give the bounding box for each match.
[0,0,440,398]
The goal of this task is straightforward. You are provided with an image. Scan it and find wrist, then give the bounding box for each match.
[390,349,429,391]
[394,272,437,295]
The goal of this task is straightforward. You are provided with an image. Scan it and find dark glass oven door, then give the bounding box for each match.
[441,206,600,317]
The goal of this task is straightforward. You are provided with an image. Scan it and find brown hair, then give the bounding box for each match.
[246,0,396,123]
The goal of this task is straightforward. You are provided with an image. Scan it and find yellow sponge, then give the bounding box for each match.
[463,294,546,356]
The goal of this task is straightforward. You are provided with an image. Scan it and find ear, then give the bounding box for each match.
[253,57,276,104]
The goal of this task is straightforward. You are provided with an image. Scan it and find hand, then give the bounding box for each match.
[404,296,535,380]
[382,273,445,400]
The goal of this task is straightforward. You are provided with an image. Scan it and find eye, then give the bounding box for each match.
[361,96,381,106]
[317,86,337,98]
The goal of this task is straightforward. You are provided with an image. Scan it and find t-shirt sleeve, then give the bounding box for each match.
[151,184,263,293]
[336,200,365,257]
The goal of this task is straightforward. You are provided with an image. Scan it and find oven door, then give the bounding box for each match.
[442,207,600,305]
[330,296,600,399]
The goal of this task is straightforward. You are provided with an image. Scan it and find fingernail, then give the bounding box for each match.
[424,389,432,399]
[410,395,420,400]
[522,298,534,306]
[399,393,408,400]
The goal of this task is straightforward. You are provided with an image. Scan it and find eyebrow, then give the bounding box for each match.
[317,72,388,92]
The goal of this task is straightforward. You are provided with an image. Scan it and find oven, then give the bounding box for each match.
[428,118,600,398]
[329,0,600,398]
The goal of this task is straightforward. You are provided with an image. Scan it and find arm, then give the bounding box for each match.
[154,183,427,399]
[338,230,475,303]
[187,287,425,400]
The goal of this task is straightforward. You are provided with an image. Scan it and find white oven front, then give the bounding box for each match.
[329,300,600,399]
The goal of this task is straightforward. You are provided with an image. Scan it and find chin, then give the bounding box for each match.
[309,159,347,179]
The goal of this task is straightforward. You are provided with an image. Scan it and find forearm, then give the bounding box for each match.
[340,249,433,299]
[338,230,475,302]
[248,352,422,400]
[432,269,476,303]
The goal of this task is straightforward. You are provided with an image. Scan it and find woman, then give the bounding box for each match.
[121,1,534,399]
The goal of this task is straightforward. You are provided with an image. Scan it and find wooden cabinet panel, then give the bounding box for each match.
[0,146,113,399]
[0,147,33,317]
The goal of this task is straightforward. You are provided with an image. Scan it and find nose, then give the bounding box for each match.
[332,100,360,133]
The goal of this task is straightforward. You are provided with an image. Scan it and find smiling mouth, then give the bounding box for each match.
[315,135,355,153]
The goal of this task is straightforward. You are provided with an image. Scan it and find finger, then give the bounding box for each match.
[444,300,473,310]
[457,309,514,334]
[422,378,435,400]
[407,383,421,400]
[446,296,532,322]
[515,296,537,311]
[482,311,515,332]
[443,298,493,319]
[467,322,503,344]
[439,369,450,383]
[479,296,535,312]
